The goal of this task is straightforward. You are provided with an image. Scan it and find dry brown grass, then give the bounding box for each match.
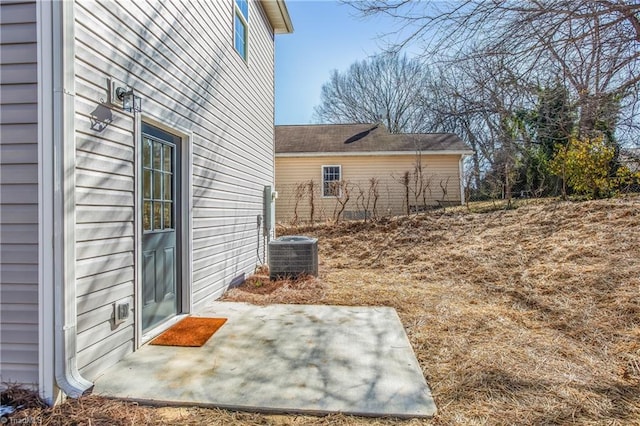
[4,196,640,425]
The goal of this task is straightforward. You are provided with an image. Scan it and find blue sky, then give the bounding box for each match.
[274,1,397,125]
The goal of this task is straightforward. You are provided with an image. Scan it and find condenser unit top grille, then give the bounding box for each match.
[269,235,318,280]
[275,236,316,243]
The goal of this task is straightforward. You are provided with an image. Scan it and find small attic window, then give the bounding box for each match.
[322,165,342,197]
[234,0,249,61]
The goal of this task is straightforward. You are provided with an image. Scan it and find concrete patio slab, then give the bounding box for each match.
[92,302,436,418]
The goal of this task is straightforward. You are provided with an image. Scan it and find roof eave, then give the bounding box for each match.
[276,150,475,157]
[260,0,294,34]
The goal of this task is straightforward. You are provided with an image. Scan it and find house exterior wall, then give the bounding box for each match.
[275,153,463,224]
[1,0,280,394]
[71,0,276,380]
[0,0,40,387]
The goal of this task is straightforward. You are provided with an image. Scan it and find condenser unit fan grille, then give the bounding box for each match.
[269,236,318,280]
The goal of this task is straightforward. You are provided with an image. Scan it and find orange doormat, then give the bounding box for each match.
[150,317,227,347]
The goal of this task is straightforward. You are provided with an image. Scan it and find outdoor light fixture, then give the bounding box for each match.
[115,86,142,113]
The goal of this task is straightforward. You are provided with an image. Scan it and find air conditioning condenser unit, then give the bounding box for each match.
[268,236,318,280]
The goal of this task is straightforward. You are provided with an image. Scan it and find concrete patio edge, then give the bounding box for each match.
[92,302,437,418]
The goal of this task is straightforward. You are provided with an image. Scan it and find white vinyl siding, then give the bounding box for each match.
[0,0,40,387]
[72,0,276,380]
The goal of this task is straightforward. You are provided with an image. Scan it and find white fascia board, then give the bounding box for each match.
[276,150,475,158]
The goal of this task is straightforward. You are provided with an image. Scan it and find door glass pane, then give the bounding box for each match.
[153,202,162,230]
[153,141,162,169]
[153,171,162,199]
[163,144,172,172]
[143,138,152,168]
[143,201,152,231]
[143,170,152,199]
[164,173,172,201]
[163,202,173,229]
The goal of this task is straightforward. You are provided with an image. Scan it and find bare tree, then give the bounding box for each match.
[332,181,351,223]
[422,54,537,199]
[307,180,316,222]
[313,52,432,133]
[349,1,640,144]
[368,177,380,220]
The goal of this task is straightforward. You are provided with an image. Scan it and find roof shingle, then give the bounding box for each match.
[275,123,473,154]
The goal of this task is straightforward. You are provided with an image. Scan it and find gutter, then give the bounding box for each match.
[51,0,92,398]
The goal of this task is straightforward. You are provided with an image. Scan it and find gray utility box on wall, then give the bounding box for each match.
[269,236,318,280]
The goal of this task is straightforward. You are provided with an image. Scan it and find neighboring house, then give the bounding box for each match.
[0,0,292,403]
[275,124,473,223]
[620,148,640,173]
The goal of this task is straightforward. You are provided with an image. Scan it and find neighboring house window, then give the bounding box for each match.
[322,165,342,197]
[234,0,248,61]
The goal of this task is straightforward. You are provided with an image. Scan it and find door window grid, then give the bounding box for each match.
[143,136,174,231]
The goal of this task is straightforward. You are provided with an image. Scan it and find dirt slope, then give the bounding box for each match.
[7,196,640,425]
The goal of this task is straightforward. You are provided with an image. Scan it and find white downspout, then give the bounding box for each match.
[52,0,93,398]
